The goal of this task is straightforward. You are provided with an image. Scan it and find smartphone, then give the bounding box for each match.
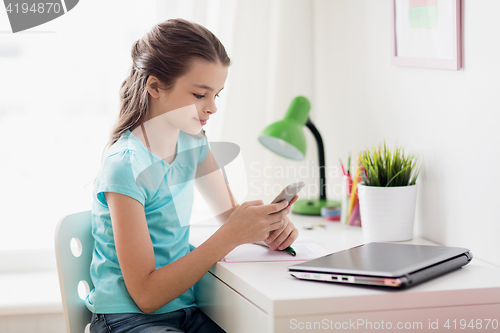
[271,181,305,210]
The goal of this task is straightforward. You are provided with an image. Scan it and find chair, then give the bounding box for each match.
[55,210,94,333]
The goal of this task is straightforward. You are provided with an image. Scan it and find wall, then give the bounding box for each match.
[313,0,500,266]
[0,314,64,333]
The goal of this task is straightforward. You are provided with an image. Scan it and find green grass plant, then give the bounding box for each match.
[359,143,420,187]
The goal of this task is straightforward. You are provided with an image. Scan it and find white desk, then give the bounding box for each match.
[190,215,500,333]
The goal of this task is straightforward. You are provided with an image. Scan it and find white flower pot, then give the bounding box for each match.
[357,184,418,242]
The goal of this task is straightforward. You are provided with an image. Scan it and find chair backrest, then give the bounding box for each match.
[55,210,94,333]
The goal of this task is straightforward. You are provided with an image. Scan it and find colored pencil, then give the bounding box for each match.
[339,158,346,176]
[347,154,351,174]
[347,161,360,218]
[347,202,359,226]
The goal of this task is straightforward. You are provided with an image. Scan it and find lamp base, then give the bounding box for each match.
[292,198,341,216]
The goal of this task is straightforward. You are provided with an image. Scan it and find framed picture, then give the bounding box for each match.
[392,0,462,70]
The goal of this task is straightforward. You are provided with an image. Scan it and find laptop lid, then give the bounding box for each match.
[288,242,472,288]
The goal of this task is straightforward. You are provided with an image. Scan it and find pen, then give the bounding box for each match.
[255,241,296,256]
[285,246,296,256]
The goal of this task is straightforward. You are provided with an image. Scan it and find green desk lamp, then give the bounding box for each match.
[258,96,340,215]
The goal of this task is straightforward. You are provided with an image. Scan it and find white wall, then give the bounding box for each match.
[313,0,500,266]
[220,0,318,203]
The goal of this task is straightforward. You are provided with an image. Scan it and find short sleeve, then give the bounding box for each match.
[96,150,147,207]
[197,132,210,165]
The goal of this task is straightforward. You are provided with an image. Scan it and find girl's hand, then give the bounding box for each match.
[221,199,290,248]
[265,194,300,251]
[266,215,299,251]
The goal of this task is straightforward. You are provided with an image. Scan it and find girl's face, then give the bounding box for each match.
[153,59,228,135]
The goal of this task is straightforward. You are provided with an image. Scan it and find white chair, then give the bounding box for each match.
[55,210,94,333]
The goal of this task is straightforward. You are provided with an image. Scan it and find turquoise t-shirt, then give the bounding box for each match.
[85,129,209,314]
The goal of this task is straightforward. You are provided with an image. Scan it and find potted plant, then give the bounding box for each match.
[357,143,421,242]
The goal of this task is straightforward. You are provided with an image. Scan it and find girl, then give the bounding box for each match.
[86,18,299,333]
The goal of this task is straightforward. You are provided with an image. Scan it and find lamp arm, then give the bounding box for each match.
[305,118,327,201]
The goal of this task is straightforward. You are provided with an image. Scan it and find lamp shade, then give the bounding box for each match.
[258,120,306,160]
[258,96,311,160]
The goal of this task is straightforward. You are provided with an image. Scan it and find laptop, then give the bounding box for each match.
[288,242,472,288]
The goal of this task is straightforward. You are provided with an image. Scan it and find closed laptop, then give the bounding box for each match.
[288,242,472,288]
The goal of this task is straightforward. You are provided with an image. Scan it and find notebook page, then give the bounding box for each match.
[223,243,328,263]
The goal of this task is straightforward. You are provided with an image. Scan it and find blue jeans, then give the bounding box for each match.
[90,306,226,333]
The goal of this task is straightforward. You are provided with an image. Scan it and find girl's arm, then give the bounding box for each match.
[105,191,290,314]
[194,148,239,223]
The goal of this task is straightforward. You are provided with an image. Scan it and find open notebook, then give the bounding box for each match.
[223,240,328,263]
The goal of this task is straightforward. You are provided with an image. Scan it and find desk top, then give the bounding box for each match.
[190,215,500,317]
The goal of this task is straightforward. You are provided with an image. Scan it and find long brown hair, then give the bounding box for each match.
[101,18,230,161]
